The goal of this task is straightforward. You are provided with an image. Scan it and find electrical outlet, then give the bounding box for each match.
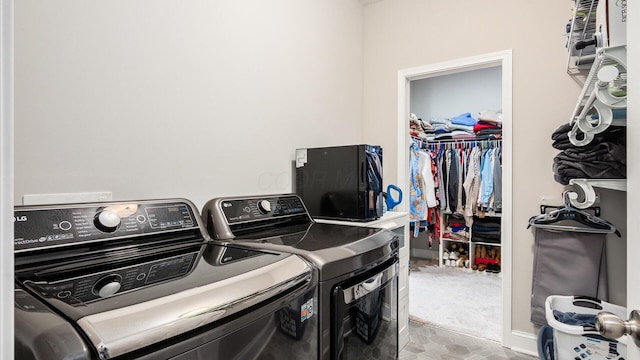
[540,195,562,206]
[22,192,113,205]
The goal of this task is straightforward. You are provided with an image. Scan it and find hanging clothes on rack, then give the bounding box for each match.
[478,147,494,211]
[409,141,427,223]
[456,146,467,215]
[409,139,440,243]
[437,146,448,212]
[492,147,503,213]
[409,136,501,243]
[408,113,502,246]
[428,148,442,245]
[422,139,502,220]
[447,148,459,215]
[418,149,437,208]
[463,146,482,226]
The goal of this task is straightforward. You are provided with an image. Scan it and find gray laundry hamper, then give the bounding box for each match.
[543,295,627,360]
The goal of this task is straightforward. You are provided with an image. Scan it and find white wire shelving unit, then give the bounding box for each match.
[565,0,600,75]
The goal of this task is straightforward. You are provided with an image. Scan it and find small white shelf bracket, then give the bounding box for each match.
[567,179,627,209]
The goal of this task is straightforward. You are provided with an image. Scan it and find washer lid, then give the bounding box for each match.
[17,243,312,360]
[75,250,311,359]
[228,222,398,281]
[203,194,399,281]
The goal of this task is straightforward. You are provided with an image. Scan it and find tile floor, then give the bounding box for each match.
[400,321,538,360]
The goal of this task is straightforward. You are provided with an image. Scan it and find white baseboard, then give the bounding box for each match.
[506,330,538,357]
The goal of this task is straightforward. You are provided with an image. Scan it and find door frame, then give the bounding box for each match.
[396,50,514,347]
[627,2,639,359]
[1,0,14,357]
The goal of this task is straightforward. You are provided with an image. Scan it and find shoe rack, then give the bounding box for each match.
[439,212,502,273]
[470,215,502,273]
[439,213,470,268]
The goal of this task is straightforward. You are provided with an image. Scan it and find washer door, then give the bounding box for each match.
[136,286,318,360]
[173,291,317,360]
[332,259,398,360]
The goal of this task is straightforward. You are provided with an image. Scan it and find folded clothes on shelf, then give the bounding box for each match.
[553,142,626,185]
[551,123,625,151]
[551,121,626,185]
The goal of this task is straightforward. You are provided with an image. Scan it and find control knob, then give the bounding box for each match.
[92,274,122,298]
[94,210,121,233]
[257,200,272,214]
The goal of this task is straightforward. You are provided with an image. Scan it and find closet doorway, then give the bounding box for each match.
[396,50,513,346]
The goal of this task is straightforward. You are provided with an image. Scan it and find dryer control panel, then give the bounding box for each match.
[14,200,200,252]
[219,195,307,224]
[203,194,312,240]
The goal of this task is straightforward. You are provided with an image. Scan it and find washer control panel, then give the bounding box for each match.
[25,251,198,305]
[220,195,307,224]
[14,201,199,252]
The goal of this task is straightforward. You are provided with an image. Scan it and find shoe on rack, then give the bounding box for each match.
[478,245,487,259]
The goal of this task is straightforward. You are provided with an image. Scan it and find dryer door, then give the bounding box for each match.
[332,258,398,360]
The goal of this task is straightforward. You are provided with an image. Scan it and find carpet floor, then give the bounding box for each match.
[408,258,502,342]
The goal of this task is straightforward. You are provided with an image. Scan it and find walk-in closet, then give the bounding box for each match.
[407,64,505,342]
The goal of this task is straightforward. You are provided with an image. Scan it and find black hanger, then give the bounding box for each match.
[527,191,621,237]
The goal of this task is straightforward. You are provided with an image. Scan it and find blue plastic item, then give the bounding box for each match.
[385,184,403,211]
[537,325,555,360]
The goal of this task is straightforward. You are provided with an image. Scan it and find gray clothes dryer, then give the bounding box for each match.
[202,193,399,360]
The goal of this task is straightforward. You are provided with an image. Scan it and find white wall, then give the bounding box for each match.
[362,0,627,338]
[11,0,635,351]
[14,0,365,209]
[410,66,502,121]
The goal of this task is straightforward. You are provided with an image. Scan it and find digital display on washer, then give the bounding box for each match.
[145,205,194,229]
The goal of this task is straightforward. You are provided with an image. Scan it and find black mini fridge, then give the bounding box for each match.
[295,144,383,221]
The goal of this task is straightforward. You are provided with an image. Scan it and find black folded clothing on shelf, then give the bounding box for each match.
[551,124,626,151]
[471,235,501,244]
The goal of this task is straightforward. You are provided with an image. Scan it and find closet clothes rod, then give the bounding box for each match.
[411,135,501,143]
[428,138,502,145]
[412,137,502,150]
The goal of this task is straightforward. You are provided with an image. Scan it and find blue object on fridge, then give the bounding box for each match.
[385,184,402,211]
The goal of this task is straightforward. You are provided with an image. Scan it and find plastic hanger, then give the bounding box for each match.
[527,191,621,237]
